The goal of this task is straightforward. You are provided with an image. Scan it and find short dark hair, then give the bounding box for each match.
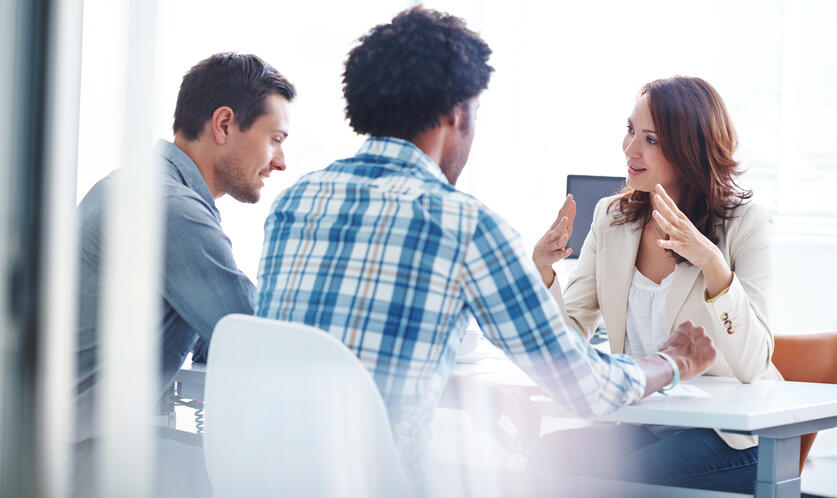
[343,7,493,139]
[173,53,296,141]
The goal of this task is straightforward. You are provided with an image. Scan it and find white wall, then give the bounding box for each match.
[773,238,837,334]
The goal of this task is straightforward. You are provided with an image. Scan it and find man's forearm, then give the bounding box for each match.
[636,355,675,398]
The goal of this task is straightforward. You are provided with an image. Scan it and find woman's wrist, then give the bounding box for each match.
[700,251,732,299]
[538,266,556,287]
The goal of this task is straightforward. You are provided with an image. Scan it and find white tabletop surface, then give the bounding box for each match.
[451,337,837,433]
[599,376,837,432]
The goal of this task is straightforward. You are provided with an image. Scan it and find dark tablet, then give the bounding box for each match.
[565,175,626,258]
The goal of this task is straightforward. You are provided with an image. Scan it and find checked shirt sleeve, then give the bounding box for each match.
[460,208,646,417]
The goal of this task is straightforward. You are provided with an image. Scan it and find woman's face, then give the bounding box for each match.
[622,94,679,199]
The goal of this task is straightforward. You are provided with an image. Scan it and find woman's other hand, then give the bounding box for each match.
[533,194,576,287]
[652,184,733,298]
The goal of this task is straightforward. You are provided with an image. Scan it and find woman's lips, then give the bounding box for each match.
[627,163,646,176]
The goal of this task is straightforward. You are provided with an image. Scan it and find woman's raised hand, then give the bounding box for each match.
[652,184,733,297]
[532,194,576,287]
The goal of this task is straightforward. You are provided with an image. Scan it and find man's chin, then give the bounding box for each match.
[229,189,260,204]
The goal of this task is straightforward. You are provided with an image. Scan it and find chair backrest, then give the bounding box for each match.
[202,314,409,498]
[773,332,837,385]
[772,331,837,475]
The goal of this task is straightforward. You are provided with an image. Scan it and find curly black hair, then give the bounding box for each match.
[343,7,493,140]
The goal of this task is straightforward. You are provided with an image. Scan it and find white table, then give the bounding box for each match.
[172,343,837,498]
[601,376,837,498]
[443,341,837,498]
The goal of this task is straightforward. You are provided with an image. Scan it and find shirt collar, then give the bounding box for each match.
[357,137,450,185]
[155,139,218,212]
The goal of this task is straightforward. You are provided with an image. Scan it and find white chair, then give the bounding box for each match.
[202,314,410,497]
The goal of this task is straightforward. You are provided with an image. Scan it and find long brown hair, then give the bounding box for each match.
[610,76,752,264]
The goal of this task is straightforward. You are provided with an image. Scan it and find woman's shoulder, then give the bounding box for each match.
[592,194,627,225]
[594,193,622,214]
[724,200,772,229]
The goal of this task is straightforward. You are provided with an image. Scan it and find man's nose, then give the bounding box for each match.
[271,149,286,171]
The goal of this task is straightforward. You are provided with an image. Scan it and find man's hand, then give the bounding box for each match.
[532,194,576,287]
[658,320,717,381]
[637,320,716,397]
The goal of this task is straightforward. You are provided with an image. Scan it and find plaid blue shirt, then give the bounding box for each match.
[257,137,645,475]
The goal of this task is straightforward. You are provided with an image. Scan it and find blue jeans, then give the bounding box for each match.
[528,424,758,494]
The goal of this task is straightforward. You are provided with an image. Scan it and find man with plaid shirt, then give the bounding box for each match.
[256,7,716,482]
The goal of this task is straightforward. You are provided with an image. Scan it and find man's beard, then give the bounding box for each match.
[215,152,260,203]
[440,117,474,186]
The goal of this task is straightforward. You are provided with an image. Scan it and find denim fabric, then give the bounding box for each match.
[75,140,255,439]
[529,423,758,494]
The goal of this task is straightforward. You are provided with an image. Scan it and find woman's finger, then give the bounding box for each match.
[655,184,678,210]
[551,216,569,236]
[544,227,561,243]
[544,230,568,250]
[657,238,680,251]
[559,194,577,222]
[652,209,676,235]
[542,217,568,243]
[553,247,573,259]
[653,196,681,228]
[655,193,690,231]
[549,232,568,248]
[655,184,689,222]
[550,197,575,230]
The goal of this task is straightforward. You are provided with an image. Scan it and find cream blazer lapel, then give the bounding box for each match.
[599,223,701,353]
[665,263,701,334]
[599,222,641,354]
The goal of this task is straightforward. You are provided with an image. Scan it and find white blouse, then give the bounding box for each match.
[624,268,674,358]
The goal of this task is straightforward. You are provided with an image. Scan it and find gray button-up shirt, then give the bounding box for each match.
[75,140,254,439]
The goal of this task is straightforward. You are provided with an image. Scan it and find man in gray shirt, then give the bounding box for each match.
[75,53,295,447]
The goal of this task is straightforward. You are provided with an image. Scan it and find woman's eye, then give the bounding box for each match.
[626,125,635,135]
[647,136,657,145]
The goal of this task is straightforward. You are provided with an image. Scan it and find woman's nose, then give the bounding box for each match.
[624,136,640,158]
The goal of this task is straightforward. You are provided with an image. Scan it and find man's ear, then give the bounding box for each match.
[444,104,464,129]
[209,106,236,145]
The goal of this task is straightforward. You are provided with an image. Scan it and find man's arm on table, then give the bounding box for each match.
[635,320,717,397]
[164,195,256,360]
[460,209,716,414]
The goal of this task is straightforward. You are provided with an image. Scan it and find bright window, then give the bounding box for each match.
[77,0,837,330]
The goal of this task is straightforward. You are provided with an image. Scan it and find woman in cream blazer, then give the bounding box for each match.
[550,195,781,389]
[529,76,781,494]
